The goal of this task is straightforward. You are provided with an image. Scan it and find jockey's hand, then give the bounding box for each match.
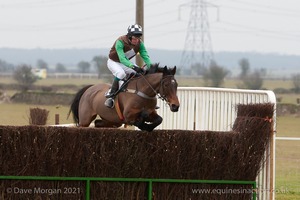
[142,64,149,72]
[132,65,144,74]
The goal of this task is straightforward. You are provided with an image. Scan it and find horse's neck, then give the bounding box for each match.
[128,73,162,93]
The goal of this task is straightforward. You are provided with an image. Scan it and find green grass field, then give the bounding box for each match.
[0,103,73,126]
[0,76,299,199]
[275,116,300,199]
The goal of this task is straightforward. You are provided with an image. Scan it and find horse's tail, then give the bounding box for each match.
[68,84,93,125]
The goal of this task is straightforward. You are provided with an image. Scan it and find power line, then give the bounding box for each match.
[212,20,300,41]
[0,0,99,8]
[218,3,300,18]
[230,0,300,14]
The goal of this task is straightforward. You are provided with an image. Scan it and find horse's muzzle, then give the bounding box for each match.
[170,104,179,112]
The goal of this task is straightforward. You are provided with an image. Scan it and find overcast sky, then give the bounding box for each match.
[0,0,299,55]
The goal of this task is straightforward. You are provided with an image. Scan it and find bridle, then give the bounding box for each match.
[139,73,174,104]
[124,70,176,107]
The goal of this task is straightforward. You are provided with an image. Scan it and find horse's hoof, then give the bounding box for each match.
[94,119,103,127]
[104,98,114,108]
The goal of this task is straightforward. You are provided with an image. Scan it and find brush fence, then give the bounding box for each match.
[156,87,276,200]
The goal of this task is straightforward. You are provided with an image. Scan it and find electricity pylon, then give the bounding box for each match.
[180,0,214,75]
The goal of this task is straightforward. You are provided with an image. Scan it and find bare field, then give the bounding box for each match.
[0,75,296,88]
[2,76,299,103]
[0,76,104,86]
[0,103,73,126]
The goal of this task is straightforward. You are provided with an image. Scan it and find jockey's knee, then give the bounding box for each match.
[115,71,126,80]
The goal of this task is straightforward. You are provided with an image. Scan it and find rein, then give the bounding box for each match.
[126,89,157,100]
[124,73,157,100]
[134,73,171,103]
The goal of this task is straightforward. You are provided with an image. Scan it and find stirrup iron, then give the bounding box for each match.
[104,98,115,108]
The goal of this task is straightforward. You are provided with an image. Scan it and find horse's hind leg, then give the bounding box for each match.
[79,114,96,127]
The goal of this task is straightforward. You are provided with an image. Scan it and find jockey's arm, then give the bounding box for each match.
[139,42,152,70]
[115,40,135,68]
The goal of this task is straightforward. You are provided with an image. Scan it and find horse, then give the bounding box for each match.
[68,63,180,132]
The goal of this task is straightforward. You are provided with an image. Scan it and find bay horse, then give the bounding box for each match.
[68,64,180,132]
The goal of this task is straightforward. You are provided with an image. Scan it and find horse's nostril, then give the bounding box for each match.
[171,104,179,112]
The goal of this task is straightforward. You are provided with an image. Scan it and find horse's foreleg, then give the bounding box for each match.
[144,113,162,132]
[133,111,148,130]
[133,111,162,132]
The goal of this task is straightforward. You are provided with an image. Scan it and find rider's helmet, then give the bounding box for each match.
[127,24,143,38]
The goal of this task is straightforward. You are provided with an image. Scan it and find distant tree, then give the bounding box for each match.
[191,63,206,76]
[55,63,67,73]
[0,59,14,72]
[292,74,300,93]
[36,59,48,69]
[203,61,229,87]
[238,58,250,78]
[237,58,264,90]
[92,56,110,78]
[260,68,267,77]
[180,65,191,75]
[13,65,37,92]
[243,70,263,90]
[77,61,90,73]
[0,59,8,72]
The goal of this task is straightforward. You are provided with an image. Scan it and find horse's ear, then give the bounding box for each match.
[162,66,168,75]
[171,66,176,75]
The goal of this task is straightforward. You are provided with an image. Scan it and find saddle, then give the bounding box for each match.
[104,71,159,109]
[104,73,136,108]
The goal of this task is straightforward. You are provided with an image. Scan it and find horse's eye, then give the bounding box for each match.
[164,82,169,87]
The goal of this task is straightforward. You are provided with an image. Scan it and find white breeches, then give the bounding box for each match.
[107,59,136,80]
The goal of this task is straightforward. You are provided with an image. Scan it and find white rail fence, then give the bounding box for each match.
[276,137,300,141]
[156,87,277,200]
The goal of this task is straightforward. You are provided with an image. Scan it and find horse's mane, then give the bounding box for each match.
[147,63,175,75]
[147,63,160,74]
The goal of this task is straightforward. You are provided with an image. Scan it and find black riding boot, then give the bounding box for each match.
[105,79,119,108]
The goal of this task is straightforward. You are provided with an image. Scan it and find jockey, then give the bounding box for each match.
[105,24,152,108]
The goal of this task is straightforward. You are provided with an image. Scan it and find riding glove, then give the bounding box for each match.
[132,65,144,73]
